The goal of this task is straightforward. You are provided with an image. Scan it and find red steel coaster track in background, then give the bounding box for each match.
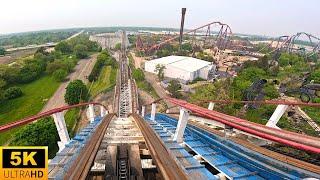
[136,21,233,53]
[144,97,320,154]
[257,32,320,56]
[0,102,107,133]
[192,99,320,107]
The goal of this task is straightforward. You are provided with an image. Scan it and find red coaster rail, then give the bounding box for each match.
[0,102,107,133]
[149,97,320,154]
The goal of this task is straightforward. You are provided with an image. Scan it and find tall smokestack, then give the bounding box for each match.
[179,8,186,51]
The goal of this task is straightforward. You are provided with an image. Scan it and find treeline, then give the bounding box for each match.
[0,31,77,48]
[0,35,100,102]
[88,50,117,82]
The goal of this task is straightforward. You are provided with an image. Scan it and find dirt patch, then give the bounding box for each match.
[138,89,155,113]
[0,56,13,64]
[130,52,145,69]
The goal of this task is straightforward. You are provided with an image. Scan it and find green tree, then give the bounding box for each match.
[0,47,6,55]
[46,60,66,74]
[167,80,182,98]
[4,86,23,100]
[190,79,232,108]
[181,43,192,52]
[238,67,267,82]
[65,80,89,105]
[278,53,304,67]
[74,44,88,58]
[155,64,166,81]
[11,118,59,158]
[55,41,72,54]
[18,62,44,83]
[53,69,68,82]
[1,66,20,84]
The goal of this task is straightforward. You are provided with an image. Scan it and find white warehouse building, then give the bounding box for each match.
[145,56,215,83]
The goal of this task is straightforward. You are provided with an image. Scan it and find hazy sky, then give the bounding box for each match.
[1,0,319,37]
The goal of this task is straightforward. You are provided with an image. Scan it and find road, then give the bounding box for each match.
[41,54,98,112]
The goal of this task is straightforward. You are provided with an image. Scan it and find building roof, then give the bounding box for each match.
[148,56,212,72]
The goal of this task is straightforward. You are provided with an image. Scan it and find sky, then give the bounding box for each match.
[1,0,319,37]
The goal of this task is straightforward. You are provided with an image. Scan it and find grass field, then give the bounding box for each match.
[89,66,117,97]
[0,75,60,144]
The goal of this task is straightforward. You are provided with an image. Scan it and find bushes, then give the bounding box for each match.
[264,83,279,99]
[309,69,320,83]
[88,50,116,82]
[4,86,22,100]
[167,80,182,98]
[74,44,88,59]
[64,80,89,105]
[46,57,77,82]
[17,59,46,83]
[55,41,72,54]
[278,53,304,67]
[88,57,106,82]
[46,61,64,74]
[53,69,68,82]
[238,67,267,81]
[46,59,75,74]
[10,117,59,158]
